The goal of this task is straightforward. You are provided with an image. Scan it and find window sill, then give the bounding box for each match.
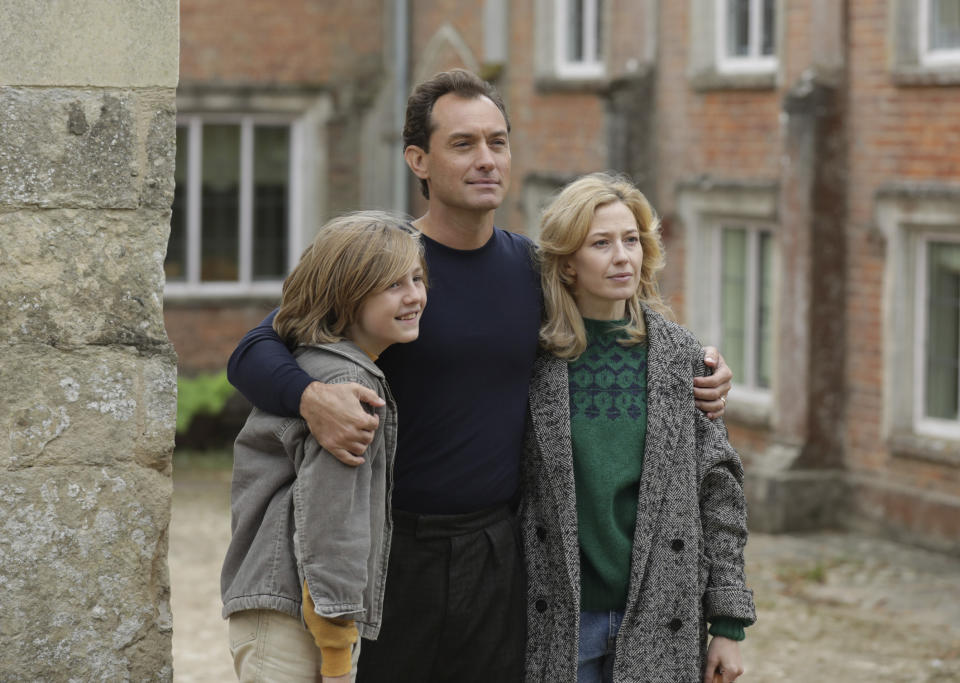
[725,391,773,429]
[889,432,960,467]
[891,66,960,87]
[164,284,282,303]
[689,68,777,92]
[534,74,611,94]
[163,296,280,310]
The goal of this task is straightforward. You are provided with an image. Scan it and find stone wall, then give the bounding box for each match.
[0,2,179,680]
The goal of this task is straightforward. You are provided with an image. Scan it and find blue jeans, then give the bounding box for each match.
[577,610,624,683]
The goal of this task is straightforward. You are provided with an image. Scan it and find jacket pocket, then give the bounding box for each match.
[228,610,260,651]
[697,550,711,597]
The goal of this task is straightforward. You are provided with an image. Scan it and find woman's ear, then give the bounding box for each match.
[562,261,576,278]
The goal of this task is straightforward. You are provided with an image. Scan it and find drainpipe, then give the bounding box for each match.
[393,0,409,214]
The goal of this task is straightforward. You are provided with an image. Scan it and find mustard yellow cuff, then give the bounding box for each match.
[302,580,358,676]
[319,643,354,677]
[312,616,358,649]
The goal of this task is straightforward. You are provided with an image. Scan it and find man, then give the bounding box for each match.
[227,69,732,682]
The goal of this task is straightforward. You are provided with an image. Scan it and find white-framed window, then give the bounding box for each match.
[555,0,605,78]
[678,181,779,420]
[915,235,960,436]
[890,0,960,83]
[920,0,960,66]
[165,115,304,297]
[877,188,960,449]
[717,224,775,394]
[716,0,777,73]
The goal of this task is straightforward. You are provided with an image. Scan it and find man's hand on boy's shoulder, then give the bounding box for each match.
[300,381,385,465]
[694,347,732,419]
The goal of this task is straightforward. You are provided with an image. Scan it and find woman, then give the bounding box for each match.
[521,173,756,683]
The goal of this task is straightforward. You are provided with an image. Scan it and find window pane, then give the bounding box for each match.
[566,0,585,62]
[930,0,960,51]
[761,0,776,55]
[200,124,240,282]
[726,0,750,57]
[253,126,290,280]
[166,126,188,282]
[925,241,960,420]
[722,228,748,381]
[756,231,774,389]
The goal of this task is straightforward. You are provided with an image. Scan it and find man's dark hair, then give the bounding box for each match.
[403,69,511,199]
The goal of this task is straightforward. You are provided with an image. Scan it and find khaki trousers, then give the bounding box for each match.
[229,609,361,682]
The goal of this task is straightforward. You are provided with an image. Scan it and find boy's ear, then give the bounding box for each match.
[403,145,429,180]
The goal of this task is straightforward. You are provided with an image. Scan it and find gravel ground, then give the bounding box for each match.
[170,455,960,682]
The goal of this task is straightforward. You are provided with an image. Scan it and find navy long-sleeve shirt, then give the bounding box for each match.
[227,227,542,514]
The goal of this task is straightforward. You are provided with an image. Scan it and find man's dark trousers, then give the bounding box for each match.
[356,505,526,683]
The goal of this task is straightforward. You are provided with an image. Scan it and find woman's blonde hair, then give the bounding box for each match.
[538,172,670,360]
[273,211,426,347]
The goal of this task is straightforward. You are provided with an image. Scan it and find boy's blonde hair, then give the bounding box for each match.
[273,211,426,347]
[537,172,671,360]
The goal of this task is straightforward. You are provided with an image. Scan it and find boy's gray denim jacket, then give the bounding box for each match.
[220,341,397,639]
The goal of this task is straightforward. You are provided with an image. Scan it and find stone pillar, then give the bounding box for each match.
[744,74,850,532]
[0,2,179,680]
[606,70,657,202]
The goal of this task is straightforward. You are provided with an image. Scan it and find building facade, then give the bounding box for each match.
[167,0,960,551]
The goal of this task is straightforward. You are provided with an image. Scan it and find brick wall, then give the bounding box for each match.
[648,0,959,548]
[179,0,383,85]
[164,302,277,375]
[656,2,783,218]
[845,0,960,502]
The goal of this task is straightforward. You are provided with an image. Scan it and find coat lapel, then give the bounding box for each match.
[528,352,581,596]
[626,307,694,608]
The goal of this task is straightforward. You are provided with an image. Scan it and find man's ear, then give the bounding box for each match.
[404,145,429,180]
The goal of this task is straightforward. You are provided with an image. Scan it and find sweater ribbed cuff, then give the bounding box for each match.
[709,617,746,641]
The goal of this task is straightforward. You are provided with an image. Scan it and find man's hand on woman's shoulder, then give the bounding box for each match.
[694,347,732,419]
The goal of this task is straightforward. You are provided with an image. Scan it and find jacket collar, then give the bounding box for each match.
[301,340,385,380]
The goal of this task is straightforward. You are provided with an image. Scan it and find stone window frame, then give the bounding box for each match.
[677,179,780,425]
[533,0,610,91]
[554,0,605,79]
[688,0,784,91]
[715,0,778,75]
[877,185,960,464]
[890,0,960,85]
[482,0,509,78]
[166,88,331,300]
[919,0,960,67]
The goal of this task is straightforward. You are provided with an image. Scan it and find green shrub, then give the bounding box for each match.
[176,370,236,433]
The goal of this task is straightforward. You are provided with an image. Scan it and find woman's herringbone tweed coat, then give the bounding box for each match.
[520,307,756,683]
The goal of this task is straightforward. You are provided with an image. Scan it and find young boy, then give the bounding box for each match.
[220,212,427,682]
